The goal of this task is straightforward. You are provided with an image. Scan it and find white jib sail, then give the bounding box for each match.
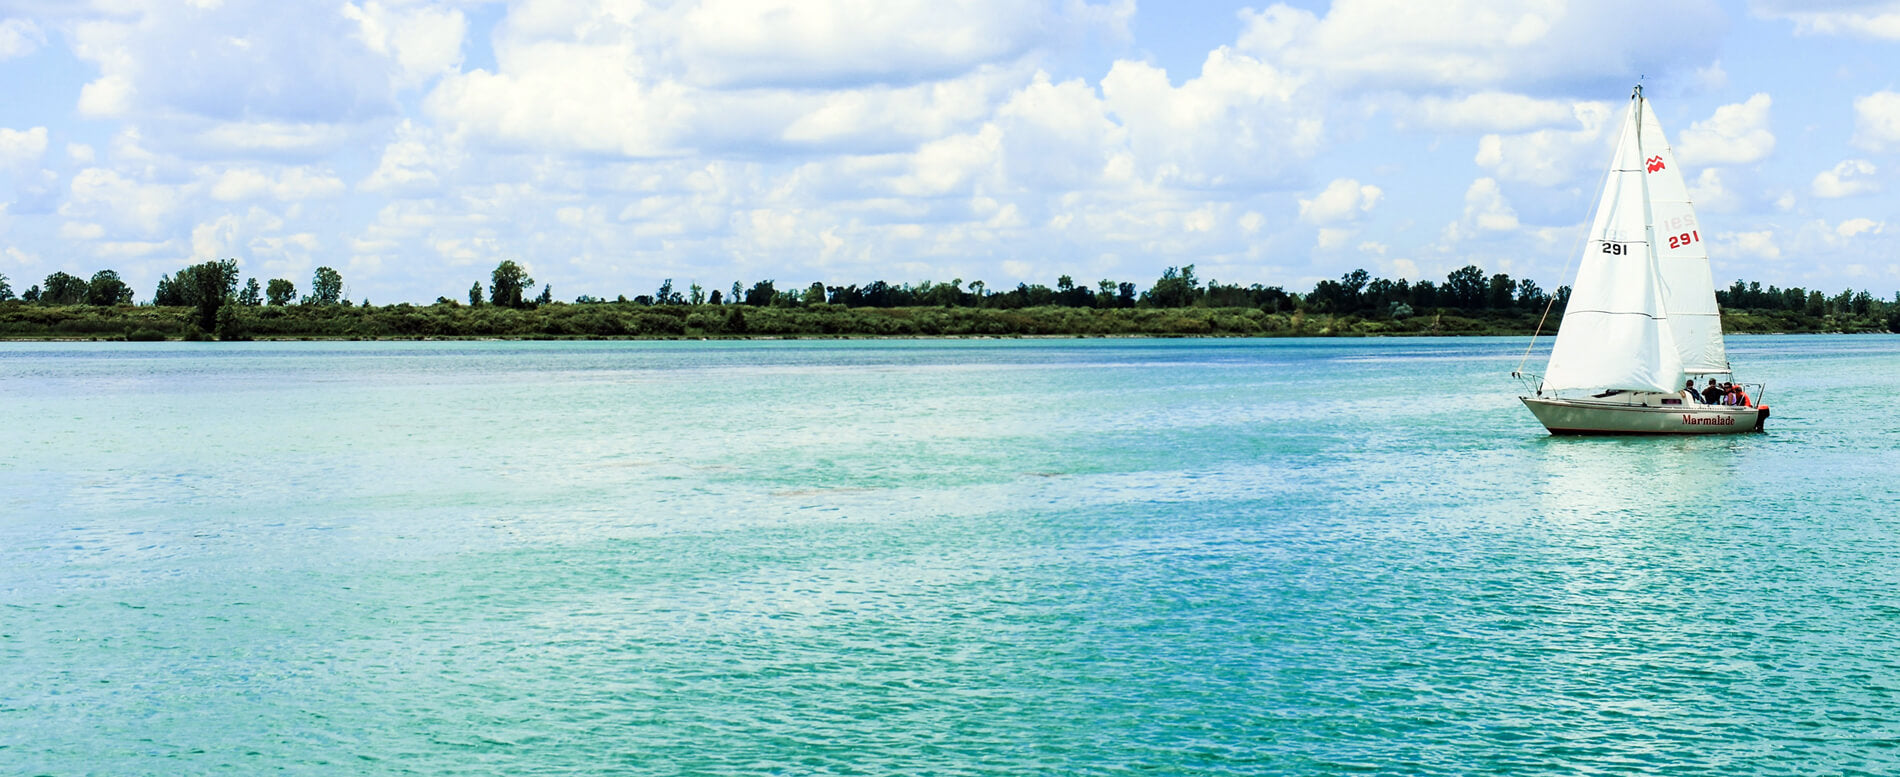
[1542,95,1686,395]
[1639,99,1731,375]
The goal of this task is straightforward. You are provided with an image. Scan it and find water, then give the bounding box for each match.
[2,336,1897,775]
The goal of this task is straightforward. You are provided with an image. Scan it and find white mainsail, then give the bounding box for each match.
[1639,99,1731,375]
[1541,91,1685,395]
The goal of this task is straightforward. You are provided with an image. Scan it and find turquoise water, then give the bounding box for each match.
[3,336,1897,775]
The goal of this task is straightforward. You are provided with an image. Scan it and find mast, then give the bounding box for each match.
[1628,85,1688,393]
[1633,85,1662,324]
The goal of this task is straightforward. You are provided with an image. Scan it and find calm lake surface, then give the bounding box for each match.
[4,336,1898,775]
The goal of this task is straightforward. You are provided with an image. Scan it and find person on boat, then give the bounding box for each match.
[1701,378,1725,404]
[1729,383,1752,407]
[1683,379,1702,403]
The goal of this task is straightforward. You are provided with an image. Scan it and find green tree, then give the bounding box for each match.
[23,284,40,302]
[266,278,296,306]
[0,273,12,301]
[535,285,552,306]
[310,266,343,305]
[215,303,246,341]
[86,269,133,306]
[1486,272,1515,311]
[730,281,742,305]
[1514,278,1546,310]
[1445,265,1487,310]
[1145,265,1201,308]
[490,261,533,308]
[468,281,483,307]
[803,281,825,306]
[744,280,776,306]
[187,259,240,331]
[42,272,88,305]
[689,282,705,305]
[238,277,263,306]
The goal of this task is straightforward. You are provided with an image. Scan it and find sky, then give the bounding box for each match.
[3,0,1900,304]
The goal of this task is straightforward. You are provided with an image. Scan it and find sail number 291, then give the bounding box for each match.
[1601,232,1701,254]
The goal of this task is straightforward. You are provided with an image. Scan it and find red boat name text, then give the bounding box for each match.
[1681,414,1735,426]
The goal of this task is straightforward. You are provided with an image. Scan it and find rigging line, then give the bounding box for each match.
[1514,97,1633,377]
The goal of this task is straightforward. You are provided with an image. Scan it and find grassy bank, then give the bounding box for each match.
[0,300,1892,341]
[0,301,1570,340]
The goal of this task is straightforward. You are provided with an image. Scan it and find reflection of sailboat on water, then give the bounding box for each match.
[1515,85,1769,435]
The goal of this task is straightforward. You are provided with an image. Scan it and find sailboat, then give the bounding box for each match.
[1516,85,1769,435]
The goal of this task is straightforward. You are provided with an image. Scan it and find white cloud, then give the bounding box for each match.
[193,121,355,156]
[0,126,48,172]
[1837,218,1884,239]
[777,66,1019,150]
[424,1,1124,159]
[1315,227,1353,250]
[992,73,1119,190]
[1236,0,1725,92]
[425,37,694,158]
[77,74,134,118]
[60,221,106,241]
[896,125,1003,197]
[1097,48,1319,188]
[206,166,346,202]
[1691,59,1729,92]
[0,18,45,60]
[1688,168,1740,212]
[1397,92,1580,132]
[1852,91,1900,153]
[361,120,456,194]
[1474,101,1615,186]
[1443,177,1518,242]
[1718,230,1781,260]
[1675,93,1774,166]
[70,2,399,126]
[1299,178,1382,224]
[1752,1,1900,39]
[1813,159,1880,198]
[342,1,467,86]
[62,167,190,237]
[677,0,1095,88]
[95,240,180,259]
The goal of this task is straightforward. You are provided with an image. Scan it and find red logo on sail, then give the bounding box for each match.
[1646,156,1666,173]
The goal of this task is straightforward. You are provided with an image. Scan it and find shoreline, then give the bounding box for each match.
[0,330,1891,343]
[2,301,1893,341]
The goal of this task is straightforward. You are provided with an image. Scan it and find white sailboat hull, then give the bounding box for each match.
[1521,395,1768,435]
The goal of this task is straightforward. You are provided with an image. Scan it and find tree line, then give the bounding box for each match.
[1,259,1896,339]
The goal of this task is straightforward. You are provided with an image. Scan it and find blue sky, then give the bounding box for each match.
[3,0,1900,304]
